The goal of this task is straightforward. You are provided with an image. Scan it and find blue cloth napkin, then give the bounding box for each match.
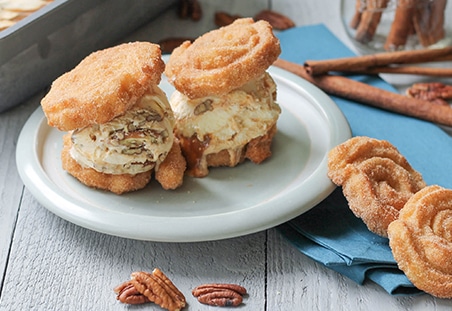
[276,24,452,296]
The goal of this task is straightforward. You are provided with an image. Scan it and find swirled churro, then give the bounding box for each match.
[388,185,452,298]
[42,42,165,132]
[165,18,281,99]
[328,136,426,237]
[165,18,281,177]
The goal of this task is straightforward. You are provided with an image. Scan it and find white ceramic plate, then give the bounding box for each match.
[16,63,351,242]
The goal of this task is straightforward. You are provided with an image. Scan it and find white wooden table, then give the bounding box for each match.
[1,1,452,310]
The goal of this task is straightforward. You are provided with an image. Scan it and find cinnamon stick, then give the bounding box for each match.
[349,0,363,29]
[274,58,452,127]
[354,0,390,43]
[304,46,452,75]
[413,0,447,47]
[332,65,452,77]
[384,0,415,51]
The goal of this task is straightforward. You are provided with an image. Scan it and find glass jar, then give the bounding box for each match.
[341,0,452,53]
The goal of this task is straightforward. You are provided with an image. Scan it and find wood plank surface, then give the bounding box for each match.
[0,96,40,288]
[1,188,267,310]
[1,0,452,310]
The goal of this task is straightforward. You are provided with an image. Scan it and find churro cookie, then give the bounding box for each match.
[41,42,165,131]
[388,185,452,298]
[328,136,426,237]
[165,18,281,99]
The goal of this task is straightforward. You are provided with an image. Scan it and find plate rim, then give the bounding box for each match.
[16,65,351,242]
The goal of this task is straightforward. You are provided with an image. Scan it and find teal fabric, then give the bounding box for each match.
[278,189,420,295]
[277,24,452,296]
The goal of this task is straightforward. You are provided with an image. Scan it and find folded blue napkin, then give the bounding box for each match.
[276,24,452,296]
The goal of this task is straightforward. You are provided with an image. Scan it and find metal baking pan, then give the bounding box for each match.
[0,0,177,112]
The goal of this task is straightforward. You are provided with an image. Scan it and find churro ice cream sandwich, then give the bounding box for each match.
[165,18,282,177]
[41,42,186,194]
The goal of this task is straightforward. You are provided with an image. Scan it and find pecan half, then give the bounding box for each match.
[132,269,186,311]
[214,11,242,27]
[192,283,247,307]
[406,82,452,106]
[179,0,202,21]
[114,269,186,311]
[114,280,150,305]
[159,37,194,54]
[254,10,295,30]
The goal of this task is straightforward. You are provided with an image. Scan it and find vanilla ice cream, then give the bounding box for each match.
[170,72,280,154]
[70,86,175,175]
[168,72,281,176]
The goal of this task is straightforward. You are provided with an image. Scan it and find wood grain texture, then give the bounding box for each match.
[1,1,452,310]
[267,229,452,310]
[1,189,267,310]
[0,95,40,288]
